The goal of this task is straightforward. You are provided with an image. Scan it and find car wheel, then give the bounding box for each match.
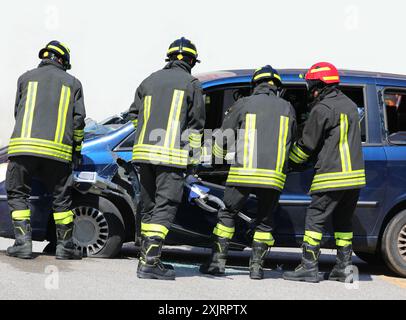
[72,195,125,258]
[382,209,406,277]
[354,251,383,265]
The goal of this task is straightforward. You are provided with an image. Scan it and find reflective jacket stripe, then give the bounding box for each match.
[313,170,365,182]
[138,96,151,144]
[311,177,366,192]
[227,175,285,189]
[54,85,71,144]
[8,145,72,161]
[133,144,188,157]
[132,152,188,166]
[9,138,72,153]
[339,113,352,172]
[21,81,38,138]
[243,114,256,168]
[164,90,185,148]
[276,116,289,172]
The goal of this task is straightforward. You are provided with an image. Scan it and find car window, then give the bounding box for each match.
[341,86,367,143]
[384,89,406,135]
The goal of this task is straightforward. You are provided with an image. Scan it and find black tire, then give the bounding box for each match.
[382,210,406,277]
[72,195,125,258]
[354,251,384,265]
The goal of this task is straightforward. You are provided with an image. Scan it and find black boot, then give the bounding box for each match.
[55,223,82,260]
[249,241,269,280]
[199,236,229,276]
[283,243,320,283]
[7,219,33,259]
[328,245,353,283]
[137,236,176,280]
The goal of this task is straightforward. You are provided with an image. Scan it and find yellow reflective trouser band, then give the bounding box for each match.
[213,224,235,239]
[138,96,151,144]
[164,90,185,148]
[189,133,202,148]
[243,114,256,168]
[276,116,289,172]
[335,232,353,247]
[289,143,309,164]
[54,85,71,144]
[303,230,322,246]
[21,81,38,138]
[12,210,31,220]
[141,223,169,239]
[339,113,352,172]
[253,232,275,246]
[213,142,226,158]
[54,211,74,225]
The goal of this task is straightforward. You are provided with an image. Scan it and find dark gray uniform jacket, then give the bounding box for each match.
[8,59,86,163]
[214,83,296,191]
[128,60,205,169]
[289,87,366,194]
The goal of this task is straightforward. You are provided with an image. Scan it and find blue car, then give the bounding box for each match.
[1,69,406,277]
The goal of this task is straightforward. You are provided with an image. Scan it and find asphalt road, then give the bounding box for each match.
[0,238,405,300]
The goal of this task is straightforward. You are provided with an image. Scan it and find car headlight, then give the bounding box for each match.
[0,162,8,183]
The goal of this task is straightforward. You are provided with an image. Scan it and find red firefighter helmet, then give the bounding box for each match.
[304,62,340,85]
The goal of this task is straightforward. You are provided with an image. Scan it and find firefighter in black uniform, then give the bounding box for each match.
[6,41,86,260]
[283,62,366,283]
[128,37,205,280]
[200,66,297,279]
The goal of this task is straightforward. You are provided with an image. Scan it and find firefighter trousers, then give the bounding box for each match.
[305,189,360,239]
[6,156,73,217]
[138,164,184,238]
[215,186,280,244]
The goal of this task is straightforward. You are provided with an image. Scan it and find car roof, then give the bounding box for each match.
[196,69,406,88]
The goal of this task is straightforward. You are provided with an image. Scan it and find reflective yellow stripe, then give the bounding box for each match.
[310,67,331,73]
[75,145,82,152]
[12,210,31,220]
[167,46,197,55]
[253,73,281,81]
[289,151,302,164]
[189,133,202,148]
[10,138,72,153]
[336,239,352,247]
[323,76,339,81]
[293,143,309,160]
[132,153,188,166]
[47,45,65,55]
[53,211,74,225]
[339,113,352,172]
[132,119,138,129]
[276,116,289,172]
[213,142,226,158]
[55,85,71,144]
[311,178,366,192]
[227,175,284,189]
[8,146,72,161]
[73,129,84,141]
[138,96,151,144]
[335,232,353,240]
[58,42,70,53]
[142,231,166,239]
[21,81,38,138]
[213,224,235,239]
[305,230,323,240]
[133,144,188,158]
[313,170,365,182]
[304,235,321,246]
[164,90,185,148]
[243,114,256,168]
[141,223,169,236]
[253,231,275,246]
[229,167,286,179]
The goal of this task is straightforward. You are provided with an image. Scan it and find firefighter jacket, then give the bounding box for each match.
[8,59,86,163]
[289,87,366,194]
[128,60,205,169]
[213,83,297,191]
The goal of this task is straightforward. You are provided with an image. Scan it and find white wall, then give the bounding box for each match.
[0,0,404,145]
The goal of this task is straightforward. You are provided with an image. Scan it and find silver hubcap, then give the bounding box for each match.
[73,207,109,256]
[398,225,406,262]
